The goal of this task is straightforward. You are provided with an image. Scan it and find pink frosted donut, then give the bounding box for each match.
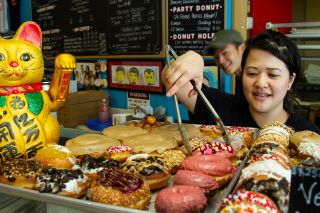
[155,185,207,213]
[173,170,219,195]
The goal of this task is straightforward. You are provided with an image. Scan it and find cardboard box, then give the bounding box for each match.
[58,90,109,127]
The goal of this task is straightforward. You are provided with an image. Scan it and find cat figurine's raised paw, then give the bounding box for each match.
[0,21,75,161]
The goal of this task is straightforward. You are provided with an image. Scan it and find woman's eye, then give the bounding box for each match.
[20,53,31,61]
[246,72,257,77]
[0,53,5,61]
[269,73,280,78]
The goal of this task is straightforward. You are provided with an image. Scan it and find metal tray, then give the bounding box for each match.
[0,176,218,213]
[0,126,259,212]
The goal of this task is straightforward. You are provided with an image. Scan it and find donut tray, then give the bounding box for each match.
[0,126,259,212]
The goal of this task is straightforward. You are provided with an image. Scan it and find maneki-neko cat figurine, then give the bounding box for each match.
[0,21,75,161]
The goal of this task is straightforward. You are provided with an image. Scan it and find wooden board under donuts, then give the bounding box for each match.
[0,126,259,213]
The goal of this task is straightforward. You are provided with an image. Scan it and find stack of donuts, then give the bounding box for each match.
[221,121,294,213]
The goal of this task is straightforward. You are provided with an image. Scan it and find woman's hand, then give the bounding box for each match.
[163,50,204,97]
[161,50,204,113]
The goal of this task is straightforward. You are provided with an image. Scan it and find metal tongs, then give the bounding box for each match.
[211,149,252,213]
[166,45,230,145]
[166,46,192,155]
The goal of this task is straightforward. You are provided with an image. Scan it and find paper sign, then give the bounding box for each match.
[127,91,150,110]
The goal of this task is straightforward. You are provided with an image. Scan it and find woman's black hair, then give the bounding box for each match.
[241,30,301,113]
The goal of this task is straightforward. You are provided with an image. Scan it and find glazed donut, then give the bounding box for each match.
[0,159,41,189]
[102,125,148,141]
[180,155,236,187]
[150,124,200,146]
[220,190,280,213]
[173,170,219,195]
[34,145,76,169]
[65,134,121,156]
[105,145,132,162]
[90,168,151,210]
[155,185,207,213]
[35,168,89,198]
[121,153,170,191]
[161,149,186,173]
[121,133,178,154]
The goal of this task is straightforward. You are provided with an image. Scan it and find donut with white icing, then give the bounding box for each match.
[35,168,89,198]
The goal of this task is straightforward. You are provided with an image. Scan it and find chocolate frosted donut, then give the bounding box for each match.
[155,185,207,213]
[73,154,120,180]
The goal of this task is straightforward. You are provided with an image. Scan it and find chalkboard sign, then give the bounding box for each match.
[288,166,320,213]
[31,0,162,57]
[168,0,225,56]
[106,0,162,55]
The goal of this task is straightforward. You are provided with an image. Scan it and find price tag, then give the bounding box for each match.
[288,166,320,213]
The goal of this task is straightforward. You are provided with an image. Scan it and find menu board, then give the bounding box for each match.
[106,0,162,55]
[31,0,162,57]
[168,0,225,55]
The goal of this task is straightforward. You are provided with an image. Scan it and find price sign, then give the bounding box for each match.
[288,166,320,213]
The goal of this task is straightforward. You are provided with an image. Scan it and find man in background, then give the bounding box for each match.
[206,29,245,95]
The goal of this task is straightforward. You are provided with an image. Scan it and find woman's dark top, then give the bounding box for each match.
[189,85,320,134]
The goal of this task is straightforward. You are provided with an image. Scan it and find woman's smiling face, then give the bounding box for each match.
[243,49,296,114]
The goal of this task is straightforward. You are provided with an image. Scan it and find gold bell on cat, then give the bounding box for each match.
[0,21,76,161]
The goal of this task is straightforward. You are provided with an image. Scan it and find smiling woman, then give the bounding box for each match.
[162,30,320,133]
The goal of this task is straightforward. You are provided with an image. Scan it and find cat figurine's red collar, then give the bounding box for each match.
[0,82,42,96]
